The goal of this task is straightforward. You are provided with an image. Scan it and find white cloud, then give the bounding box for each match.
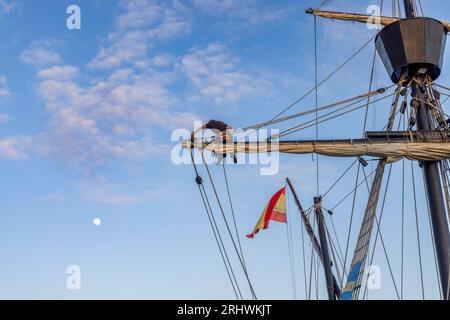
[0,75,17,158]
[79,176,170,205]
[116,0,163,29]
[193,0,239,12]
[0,0,17,14]
[20,41,61,68]
[0,138,26,160]
[193,0,286,25]
[181,43,271,103]
[0,75,11,97]
[0,112,9,123]
[22,1,197,167]
[90,0,190,70]
[90,30,150,70]
[37,66,79,80]
[80,178,138,205]
[38,191,65,203]
[34,63,194,166]
[18,1,277,169]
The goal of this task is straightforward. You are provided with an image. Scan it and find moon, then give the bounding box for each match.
[93,218,102,226]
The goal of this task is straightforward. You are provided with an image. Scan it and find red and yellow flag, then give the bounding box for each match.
[246,187,287,238]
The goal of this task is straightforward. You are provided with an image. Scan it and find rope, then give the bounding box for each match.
[422,166,443,299]
[330,166,377,211]
[285,191,298,299]
[397,0,402,18]
[202,155,258,299]
[341,163,361,288]
[361,94,404,299]
[417,0,424,16]
[314,14,320,195]
[361,164,400,300]
[238,34,379,135]
[324,218,344,286]
[401,159,405,299]
[328,216,347,276]
[197,183,243,299]
[435,83,450,93]
[236,87,392,137]
[411,160,426,299]
[318,0,329,10]
[401,112,407,299]
[362,164,401,300]
[362,26,381,135]
[300,204,308,299]
[323,158,359,198]
[222,163,248,271]
[308,215,317,300]
[315,253,320,300]
[190,151,243,299]
[279,92,395,138]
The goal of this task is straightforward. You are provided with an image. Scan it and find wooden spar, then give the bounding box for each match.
[314,196,336,300]
[285,178,341,299]
[305,8,398,26]
[305,8,450,31]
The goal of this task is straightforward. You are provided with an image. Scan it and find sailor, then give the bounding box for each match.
[191,120,237,164]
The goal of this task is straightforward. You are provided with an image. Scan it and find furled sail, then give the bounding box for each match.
[185,136,450,162]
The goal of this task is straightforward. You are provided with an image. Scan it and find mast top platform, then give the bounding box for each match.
[375,17,447,83]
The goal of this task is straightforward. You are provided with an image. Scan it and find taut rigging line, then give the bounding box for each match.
[190,150,257,300]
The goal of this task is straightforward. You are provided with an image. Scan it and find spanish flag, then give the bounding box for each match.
[247,187,287,238]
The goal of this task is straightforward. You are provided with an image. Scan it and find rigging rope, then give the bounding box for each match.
[361,164,401,300]
[315,253,320,300]
[318,0,329,10]
[323,158,359,198]
[190,151,243,299]
[441,160,450,226]
[362,164,401,300]
[360,99,404,300]
[300,205,309,299]
[314,14,320,196]
[411,161,426,299]
[202,155,258,299]
[285,190,298,299]
[308,214,317,300]
[328,216,347,275]
[237,34,379,136]
[235,86,393,137]
[279,92,395,138]
[197,183,243,299]
[222,163,248,271]
[341,163,361,288]
[324,218,344,286]
[362,47,378,136]
[330,167,378,212]
[401,159,405,299]
[362,0,384,135]
[422,166,443,299]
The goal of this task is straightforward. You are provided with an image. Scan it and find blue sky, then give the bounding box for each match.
[0,0,450,299]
